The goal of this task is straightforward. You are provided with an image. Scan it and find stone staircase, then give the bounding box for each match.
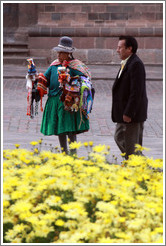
[3,42,49,66]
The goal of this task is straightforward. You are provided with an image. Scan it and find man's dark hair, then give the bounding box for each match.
[119,36,138,54]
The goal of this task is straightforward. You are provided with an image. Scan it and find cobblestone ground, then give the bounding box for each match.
[3,76,163,162]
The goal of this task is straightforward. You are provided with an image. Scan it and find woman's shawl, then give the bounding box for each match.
[50,59,91,79]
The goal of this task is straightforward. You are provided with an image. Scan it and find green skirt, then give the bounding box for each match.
[40,95,89,135]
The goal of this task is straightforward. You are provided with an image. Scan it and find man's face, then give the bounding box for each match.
[116,40,132,60]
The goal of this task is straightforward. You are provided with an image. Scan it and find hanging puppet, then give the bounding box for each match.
[26,58,40,118]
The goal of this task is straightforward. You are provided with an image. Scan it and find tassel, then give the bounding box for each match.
[79,109,85,129]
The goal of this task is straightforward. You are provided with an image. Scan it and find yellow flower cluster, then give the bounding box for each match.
[3,142,163,243]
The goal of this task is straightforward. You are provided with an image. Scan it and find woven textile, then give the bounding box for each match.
[50,59,91,79]
[37,73,48,111]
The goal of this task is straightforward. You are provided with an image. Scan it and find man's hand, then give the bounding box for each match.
[123,115,131,123]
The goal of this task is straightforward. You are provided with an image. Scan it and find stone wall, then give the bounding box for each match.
[3,2,163,64]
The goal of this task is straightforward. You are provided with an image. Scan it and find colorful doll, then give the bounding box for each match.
[26,58,40,118]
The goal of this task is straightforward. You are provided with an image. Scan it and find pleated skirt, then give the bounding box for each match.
[40,95,89,136]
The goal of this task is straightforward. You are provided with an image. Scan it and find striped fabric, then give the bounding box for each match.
[50,59,91,79]
[37,73,48,111]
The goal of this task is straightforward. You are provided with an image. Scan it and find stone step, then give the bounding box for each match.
[3,56,48,66]
[3,48,29,56]
[3,42,28,49]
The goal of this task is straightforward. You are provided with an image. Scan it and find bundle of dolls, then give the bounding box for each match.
[26,58,47,118]
[58,66,94,118]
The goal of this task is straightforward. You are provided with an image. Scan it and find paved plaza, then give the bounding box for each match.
[3,64,163,163]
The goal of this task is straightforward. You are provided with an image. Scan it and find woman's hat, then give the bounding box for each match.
[53,36,75,53]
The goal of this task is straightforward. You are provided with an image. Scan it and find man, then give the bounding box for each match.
[112,36,148,159]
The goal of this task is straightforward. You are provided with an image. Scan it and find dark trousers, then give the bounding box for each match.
[58,133,77,155]
[114,122,144,159]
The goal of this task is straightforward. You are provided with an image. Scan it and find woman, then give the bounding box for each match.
[40,36,91,154]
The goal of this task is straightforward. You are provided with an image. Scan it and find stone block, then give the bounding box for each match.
[92,4,106,13]
[110,27,126,36]
[123,6,135,13]
[105,38,118,49]
[95,37,106,49]
[3,3,19,28]
[81,5,91,13]
[136,38,145,49]
[137,49,163,64]
[75,28,88,37]
[51,28,62,36]
[125,27,139,36]
[38,13,51,24]
[19,4,38,27]
[142,13,156,20]
[29,37,59,49]
[98,13,110,20]
[30,48,51,60]
[61,28,75,37]
[100,28,111,37]
[73,37,94,49]
[60,4,82,13]
[154,27,163,36]
[88,13,99,20]
[144,37,163,49]
[51,13,61,21]
[87,28,100,37]
[154,49,163,64]
[111,13,128,20]
[156,13,163,20]
[128,12,142,20]
[106,5,123,13]
[45,5,55,12]
[73,49,88,63]
[40,27,51,37]
[75,13,88,23]
[139,27,154,36]
[88,49,113,64]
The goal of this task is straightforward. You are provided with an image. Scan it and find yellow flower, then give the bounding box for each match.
[83,142,89,147]
[118,217,126,223]
[13,223,29,233]
[69,141,82,150]
[3,140,163,244]
[55,219,65,227]
[115,232,131,239]
[30,141,38,146]
[11,200,33,214]
[3,200,10,207]
[34,148,39,154]
[120,152,126,157]
[135,144,150,152]
[154,227,163,233]
[89,141,94,147]
[96,201,118,215]
[92,144,107,153]
[127,218,145,231]
[45,195,62,206]
[38,139,43,144]
[11,237,22,243]
[107,145,110,151]
[14,144,20,148]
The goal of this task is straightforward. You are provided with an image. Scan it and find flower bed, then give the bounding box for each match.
[3,141,163,243]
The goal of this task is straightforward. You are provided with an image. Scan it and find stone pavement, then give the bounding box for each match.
[3,64,163,163]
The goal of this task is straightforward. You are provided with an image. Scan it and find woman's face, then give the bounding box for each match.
[57,52,70,63]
